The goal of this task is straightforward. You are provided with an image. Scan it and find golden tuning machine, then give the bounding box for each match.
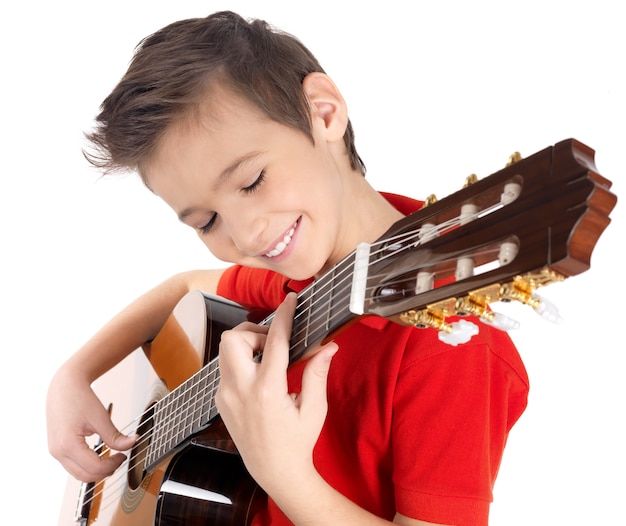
[421,193,438,208]
[399,269,566,339]
[399,304,454,333]
[499,270,565,305]
[454,284,502,323]
[463,173,478,187]
[506,151,522,166]
[422,149,523,206]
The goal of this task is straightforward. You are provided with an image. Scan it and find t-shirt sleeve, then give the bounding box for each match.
[392,330,529,525]
[216,265,291,312]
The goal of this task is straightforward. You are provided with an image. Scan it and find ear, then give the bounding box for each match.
[302,72,349,143]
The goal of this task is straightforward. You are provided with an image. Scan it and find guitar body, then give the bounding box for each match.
[61,291,266,526]
[156,444,265,525]
[80,435,265,526]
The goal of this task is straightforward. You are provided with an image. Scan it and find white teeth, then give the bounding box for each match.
[266,222,297,258]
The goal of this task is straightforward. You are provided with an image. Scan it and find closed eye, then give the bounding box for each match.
[241,170,266,194]
[198,170,265,235]
[198,214,217,235]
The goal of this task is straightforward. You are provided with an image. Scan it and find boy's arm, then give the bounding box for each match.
[46,268,225,482]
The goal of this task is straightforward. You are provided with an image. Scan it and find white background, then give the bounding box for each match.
[2,1,624,524]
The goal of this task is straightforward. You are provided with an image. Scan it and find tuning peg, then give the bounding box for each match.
[421,194,438,208]
[464,173,478,187]
[481,312,521,331]
[498,240,519,265]
[499,276,564,325]
[506,151,522,166]
[438,320,479,346]
[415,270,435,293]
[500,181,522,205]
[531,293,563,324]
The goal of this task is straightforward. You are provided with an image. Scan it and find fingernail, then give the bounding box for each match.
[325,344,339,361]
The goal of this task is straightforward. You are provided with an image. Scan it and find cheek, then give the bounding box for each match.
[198,233,236,263]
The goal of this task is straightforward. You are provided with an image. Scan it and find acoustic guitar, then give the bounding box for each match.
[59,138,616,525]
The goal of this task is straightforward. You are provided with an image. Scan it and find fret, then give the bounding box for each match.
[163,394,177,451]
[171,384,184,442]
[187,370,201,435]
[327,255,355,330]
[179,375,190,437]
[203,360,220,425]
[301,282,314,349]
[185,371,201,434]
[308,271,334,342]
[208,364,220,422]
[148,395,169,465]
[195,368,208,428]
[288,251,358,364]
[325,263,336,331]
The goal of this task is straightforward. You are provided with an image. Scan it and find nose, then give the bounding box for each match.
[225,211,269,255]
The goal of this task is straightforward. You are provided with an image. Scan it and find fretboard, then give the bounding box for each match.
[146,358,220,469]
[284,251,359,363]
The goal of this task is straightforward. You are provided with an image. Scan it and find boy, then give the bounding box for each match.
[46,11,529,525]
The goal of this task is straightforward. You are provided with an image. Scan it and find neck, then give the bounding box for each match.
[317,179,404,278]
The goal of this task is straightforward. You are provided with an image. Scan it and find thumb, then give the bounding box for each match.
[96,417,138,453]
[105,431,138,452]
[299,342,338,413]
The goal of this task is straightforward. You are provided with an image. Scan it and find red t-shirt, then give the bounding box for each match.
[216,192,529,525]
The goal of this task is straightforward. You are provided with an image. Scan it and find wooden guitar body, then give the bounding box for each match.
[155,443,265,525]
[65,291,266,526]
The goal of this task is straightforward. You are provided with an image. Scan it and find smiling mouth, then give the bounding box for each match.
[265,220,298,258]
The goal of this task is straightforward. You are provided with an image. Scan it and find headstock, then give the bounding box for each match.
[350,139,617,344]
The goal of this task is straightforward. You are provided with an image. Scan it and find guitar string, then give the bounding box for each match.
[78,204,507,512]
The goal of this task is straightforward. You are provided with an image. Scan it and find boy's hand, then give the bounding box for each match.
[46,364,136,482]
[216,292,338,492]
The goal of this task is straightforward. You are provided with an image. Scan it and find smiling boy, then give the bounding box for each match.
[46,11,529,526]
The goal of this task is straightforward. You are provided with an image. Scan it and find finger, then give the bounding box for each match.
[217,328,267,417]
[298,342,338,416]
[60,437,129,482]
[259,292,297,379]
[88,408,138,454]
[232,321,269,335]
[219,328,267,373]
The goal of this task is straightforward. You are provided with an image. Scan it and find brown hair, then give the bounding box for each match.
[84,11,365,176]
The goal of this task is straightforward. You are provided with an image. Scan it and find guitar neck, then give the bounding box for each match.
[144,263,360,468]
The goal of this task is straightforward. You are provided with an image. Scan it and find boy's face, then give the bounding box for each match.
[144,86,351,280]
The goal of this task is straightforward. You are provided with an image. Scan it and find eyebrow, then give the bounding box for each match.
[177,151,264,222]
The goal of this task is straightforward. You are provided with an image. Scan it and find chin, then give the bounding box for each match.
[281,261,327,281]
